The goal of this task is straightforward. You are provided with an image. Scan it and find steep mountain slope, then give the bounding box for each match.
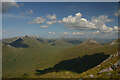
[75,52,120,78]
[32,52,119,78]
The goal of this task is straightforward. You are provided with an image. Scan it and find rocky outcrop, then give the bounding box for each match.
[98,52,120,74]
[81,39,99,45]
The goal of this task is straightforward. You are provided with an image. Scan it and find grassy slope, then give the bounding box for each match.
[75,54,120,78]
[2,37,74,78]
[29,41,119,78]
[38,54,119,78]
[57,43,118,61]
[29,51,119,78]
[2,37,119,78]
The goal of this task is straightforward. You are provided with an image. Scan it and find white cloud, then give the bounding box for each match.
[46,20,57,25]
[28,17,45,24]
[91,15,113,32]
[72,32,84,35]
[48,32,56,35]
[61,12,97,30]
[1,0,19,13]
[46,14,57,25]
[58,20,61,23]
[20,9,33,15]
[48,32,52,34]
[113,26,118,31]
[63,32,69,35]
[93,30,100,34]
[46,14,57,20]
[100,26,118,34]
[60,12,117,34]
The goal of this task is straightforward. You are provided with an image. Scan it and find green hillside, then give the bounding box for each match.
[2,37,119,78]
[32,52,119,78]
[57,39,119,61]
[2,36,75,78]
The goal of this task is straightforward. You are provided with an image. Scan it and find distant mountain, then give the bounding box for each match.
[8,38,29,48]
[2,36,119,78]
[109,39,120,45]
[81,39,99,45]
[56,38,118,60]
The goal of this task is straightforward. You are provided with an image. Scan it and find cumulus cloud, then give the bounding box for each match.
[28,17,46,24]
[20,9,33,15]
[60,12,117,34]
[63,32,70,35]
[48,32,56,35]
[46,14,57,20]
[41,25,48,28]
[58,20,61,23]
[93,30,100,34]
[91,15,113,31]
[1,0,19,13]
[61,13,97,30]
[46,20,57,25]
[72,32,84,35]
[46,14,57,25]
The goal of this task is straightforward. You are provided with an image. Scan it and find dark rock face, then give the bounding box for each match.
[9,38,29,48]
[36,38,44,43]
[51,44,56,46]
[48,40,55,43]
[36,53,109,75]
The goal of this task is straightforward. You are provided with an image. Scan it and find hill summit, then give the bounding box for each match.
[8,37,29,48]
[109,39,120,45]
[82,39,99,45]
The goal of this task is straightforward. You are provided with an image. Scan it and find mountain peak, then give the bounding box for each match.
[82,38,99,44]
[109,39,120,45]
[8,37,29,48]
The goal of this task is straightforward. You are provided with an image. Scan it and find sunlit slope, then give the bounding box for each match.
[2,37,119,78]
[57,39,119,60]
[2,36,74,78]
[32,52,119,78]
[29,39,119,78]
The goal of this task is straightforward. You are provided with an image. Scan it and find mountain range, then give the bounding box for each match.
[2,36,120,78]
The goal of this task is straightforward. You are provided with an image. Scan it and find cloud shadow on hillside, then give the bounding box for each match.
[35,53,109,75]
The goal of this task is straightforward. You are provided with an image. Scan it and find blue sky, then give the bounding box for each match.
[2,2,119,39]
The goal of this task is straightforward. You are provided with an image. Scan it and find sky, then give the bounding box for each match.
[2,2,119,39]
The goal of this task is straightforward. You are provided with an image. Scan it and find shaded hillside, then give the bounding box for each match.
[75,52,120,78]
[2,36,75,78]
[9,38,29,48]
[32,52,119,78]
[36,38,45,43]
[36,53,109,75]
